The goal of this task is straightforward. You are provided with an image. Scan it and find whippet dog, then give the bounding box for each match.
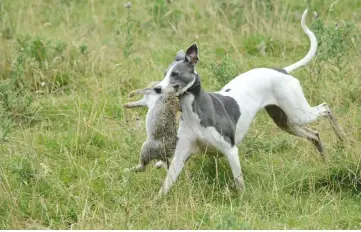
[154,9,344,196]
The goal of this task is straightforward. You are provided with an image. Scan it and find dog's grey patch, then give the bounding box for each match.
[271,68,288,75]
[265,105,289,130]
[165,61,197,92]
[163,51,186,77]
[265,104,325,154]
[189,84,240,146]
[163,55,240,146]
[225,88,231,92]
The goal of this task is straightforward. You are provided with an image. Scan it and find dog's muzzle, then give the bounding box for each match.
[173,85,180,92]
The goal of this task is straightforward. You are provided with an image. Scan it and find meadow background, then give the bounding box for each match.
[0,0,361,229]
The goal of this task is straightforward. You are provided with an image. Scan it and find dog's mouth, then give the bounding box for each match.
[173,84,180,92]
[173,84,191,96]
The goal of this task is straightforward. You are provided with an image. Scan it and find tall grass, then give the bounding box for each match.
[0,0,360,229]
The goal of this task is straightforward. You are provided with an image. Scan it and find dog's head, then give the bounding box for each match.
[154,43,199,96]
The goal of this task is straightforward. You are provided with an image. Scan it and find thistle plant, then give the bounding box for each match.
[311,16,354,77]
[123,2,133,77]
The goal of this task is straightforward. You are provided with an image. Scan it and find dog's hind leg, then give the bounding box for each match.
[265,105,325,161]
[293,126,326,162]
[275,79,344,141]
[323,105,344,141]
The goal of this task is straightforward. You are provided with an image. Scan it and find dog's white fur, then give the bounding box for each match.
[157,9,343,196]
[284,8,317,73]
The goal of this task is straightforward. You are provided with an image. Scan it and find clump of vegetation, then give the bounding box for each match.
[0,46,38,141]
[0,34,91,140]
[123,2,134,62]
[208,56,238,90]
[311,17,354,72]
[14,35,88,93]
[308,16,359,103]
[150,0,182,27]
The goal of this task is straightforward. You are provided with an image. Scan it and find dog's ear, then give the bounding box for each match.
[185,42,199,66]
[175,50,185,61]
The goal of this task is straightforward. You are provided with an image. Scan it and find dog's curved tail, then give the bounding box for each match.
[283,8,317,73]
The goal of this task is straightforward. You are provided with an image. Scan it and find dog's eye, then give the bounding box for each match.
[171,71,179,77]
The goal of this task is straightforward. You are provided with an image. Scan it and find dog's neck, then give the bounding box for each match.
[178,73,211,114]
[185,74,203,96]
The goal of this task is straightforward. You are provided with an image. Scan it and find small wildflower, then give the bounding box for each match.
[124,2,131,8]
[257,41,266,56]
[40,82,46,87]
[44,22,52,27]
[313,11,319,19]
[40,163,51,176]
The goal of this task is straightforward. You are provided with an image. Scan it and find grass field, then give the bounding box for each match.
[1,0,361,229]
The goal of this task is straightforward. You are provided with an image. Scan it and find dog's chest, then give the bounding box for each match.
[179,94,228,151]
[179,94,202,131]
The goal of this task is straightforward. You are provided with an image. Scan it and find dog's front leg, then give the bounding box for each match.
[158,138,193,196]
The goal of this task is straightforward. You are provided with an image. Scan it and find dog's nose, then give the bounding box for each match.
[154,87,162,94]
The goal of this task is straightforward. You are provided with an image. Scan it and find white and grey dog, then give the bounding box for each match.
[153,9,344,196]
